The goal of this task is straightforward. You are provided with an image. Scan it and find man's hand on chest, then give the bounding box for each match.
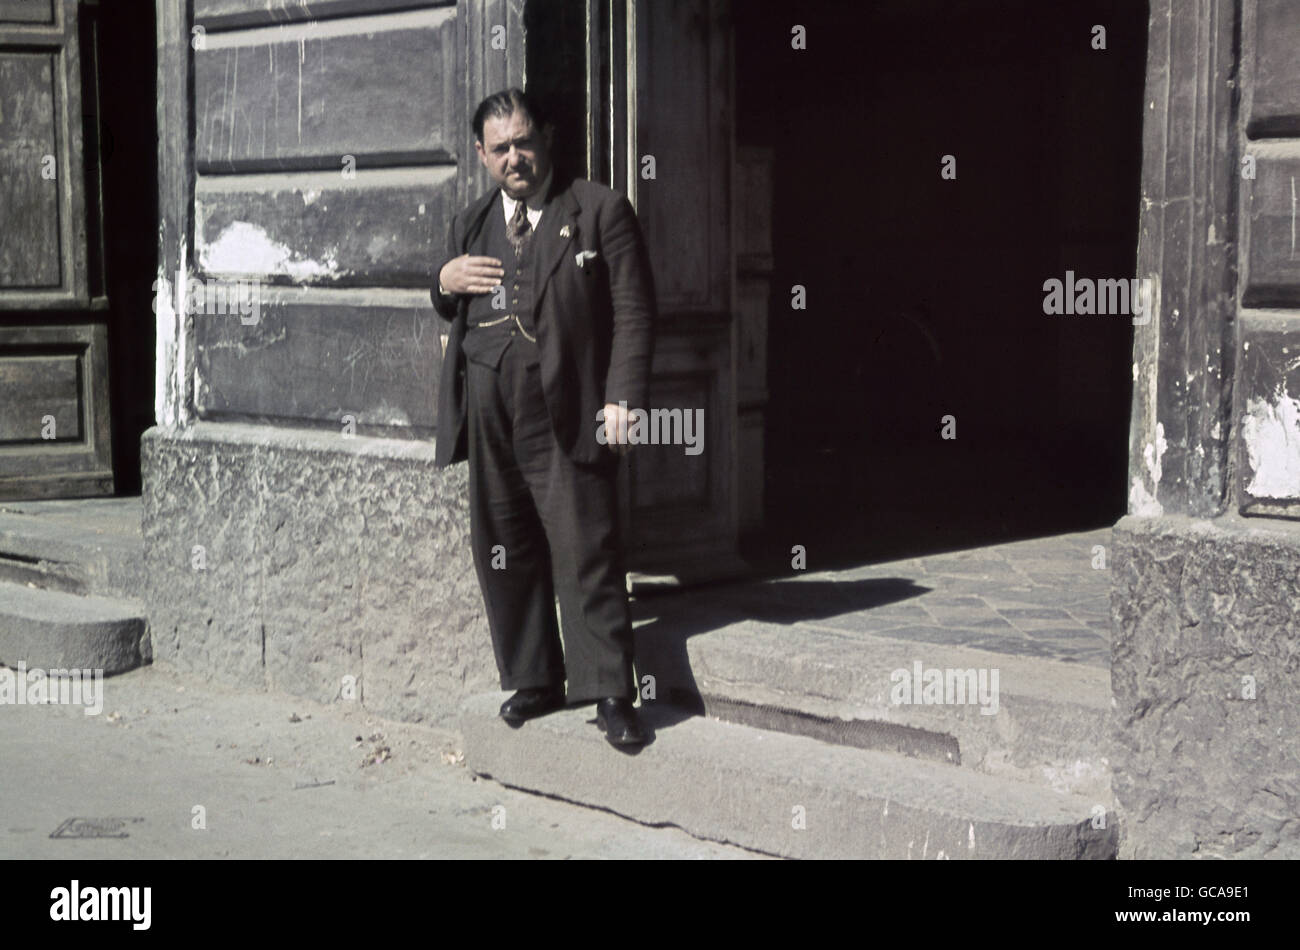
[439,254,505,296]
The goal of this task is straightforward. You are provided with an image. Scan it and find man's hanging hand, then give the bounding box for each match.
[603,402,635,455]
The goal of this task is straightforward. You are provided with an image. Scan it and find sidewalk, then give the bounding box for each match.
[0,662,757,859]
[1,496,1115,858]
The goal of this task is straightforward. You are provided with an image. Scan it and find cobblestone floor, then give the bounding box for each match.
[637,529,1113,668]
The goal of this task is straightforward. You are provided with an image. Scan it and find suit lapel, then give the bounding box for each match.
[450,190,501,322]
[462,189,500,254]
[531,178,580,311]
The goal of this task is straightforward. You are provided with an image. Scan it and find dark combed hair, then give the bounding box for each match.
[472,87,549,142]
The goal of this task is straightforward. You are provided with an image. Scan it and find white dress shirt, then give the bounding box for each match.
[500,168,551,232]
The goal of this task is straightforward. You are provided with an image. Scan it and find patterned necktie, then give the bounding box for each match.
[507,198,533,257]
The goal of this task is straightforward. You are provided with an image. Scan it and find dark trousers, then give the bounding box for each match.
[465,337,635,702]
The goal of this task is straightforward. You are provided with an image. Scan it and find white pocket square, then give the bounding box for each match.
[575,250,600,268]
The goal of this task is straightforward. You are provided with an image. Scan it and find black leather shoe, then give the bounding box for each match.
[499,686,565,724]
[595,697,646,747]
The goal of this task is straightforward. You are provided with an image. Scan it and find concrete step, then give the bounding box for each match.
[635,621,1113,801]
[0,582,150,674]
[0,499,145,600]
[460,693,1118,859]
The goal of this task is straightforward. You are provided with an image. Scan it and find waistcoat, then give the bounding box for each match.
[462,194,540,370]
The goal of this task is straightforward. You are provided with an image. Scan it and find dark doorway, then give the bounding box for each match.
[96,3,159,495]
[737,0,1149,567]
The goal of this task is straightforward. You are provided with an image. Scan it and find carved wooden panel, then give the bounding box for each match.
[634,0,730,313]
[0,53,60,288]
[1246,0,1300,137]
[0,323,112,497]
[0,0,53,24]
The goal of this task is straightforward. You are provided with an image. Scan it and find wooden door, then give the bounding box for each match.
[0,0,112,498]
[596,0,753,581]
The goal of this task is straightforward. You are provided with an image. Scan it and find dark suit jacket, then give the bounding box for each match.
[431,174,656,468]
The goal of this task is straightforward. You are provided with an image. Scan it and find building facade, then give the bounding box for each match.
[0,0,1296,857]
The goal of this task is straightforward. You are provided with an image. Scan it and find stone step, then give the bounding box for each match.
[0,550,90,595]
[0,500,145,600]
[0,582,150,675]
[460,693,1119,859]
[635,621,1113,800]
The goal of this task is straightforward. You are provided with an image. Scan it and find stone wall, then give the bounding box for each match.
[141,422,494,725]
[1111,514,1300,858]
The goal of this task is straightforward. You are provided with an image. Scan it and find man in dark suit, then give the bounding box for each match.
[431,88,655,747]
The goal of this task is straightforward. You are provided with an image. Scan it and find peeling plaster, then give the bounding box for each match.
[201,221,340,280]
[154,266,176,427]
[1130,422,1167,516]
[155,235,191,428]
[1145,422,1167,484]
[1243,386,1300,498]
[1129,476,1161,516]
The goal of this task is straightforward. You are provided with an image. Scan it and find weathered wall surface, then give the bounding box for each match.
[142,423,493,725]
[1112,0,1300,857]
[1111,514,1300,858]
[142,0,529,721]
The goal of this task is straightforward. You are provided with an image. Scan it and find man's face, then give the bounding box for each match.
[475,109,553,200]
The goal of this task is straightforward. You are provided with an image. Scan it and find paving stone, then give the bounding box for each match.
[913,595,986,608]
[1022,627,1103,642]
[995,607,1075,621]
[849,624,1000,647]
[923,608,1016,630]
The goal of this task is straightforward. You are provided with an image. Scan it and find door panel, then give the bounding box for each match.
[0,53,62,289]
[0,0,54,26]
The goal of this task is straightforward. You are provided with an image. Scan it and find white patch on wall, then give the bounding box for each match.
[154,266,175,428]
[1129,476,1161,516]
[1145,422,1167,483]
[154,235,191,428]
[1129,422,1167,516]
[200,221,340,281]
[1243,387,1300,498]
